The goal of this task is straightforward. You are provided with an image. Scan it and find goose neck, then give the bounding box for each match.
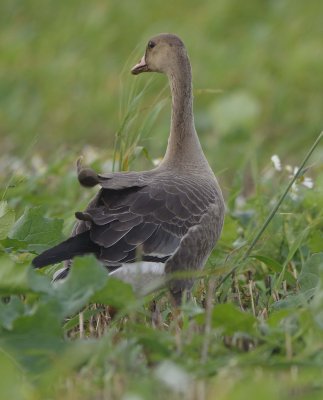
[169,60,194,136]
[161,56,206,169]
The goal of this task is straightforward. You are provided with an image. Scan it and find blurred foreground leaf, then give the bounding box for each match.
[0,256,30,295]
[273,253,323,310]
[91,276,136,309]
[0,351,33,400]
[9,207,63,252]
[0,302,65,373]
[0,296,26,330]
[0,201,15,240]
[52,256,109,318]
[298,253,323,293]
[211,303,257,335]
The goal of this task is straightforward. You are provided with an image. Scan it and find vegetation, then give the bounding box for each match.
[1,1,323,399]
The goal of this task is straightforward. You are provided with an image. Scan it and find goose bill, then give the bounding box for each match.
[131,56,149,75]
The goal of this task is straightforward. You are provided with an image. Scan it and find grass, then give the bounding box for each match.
[1,128,322,399]
[1,1,323,399]
[1,1,323,176]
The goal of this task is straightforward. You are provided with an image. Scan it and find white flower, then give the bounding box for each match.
[271,154,282,171]
[285,165,293,173]
[289,166,314,190]
[301,177,314,189]
[293,166,299,176]
[290,182,299,201]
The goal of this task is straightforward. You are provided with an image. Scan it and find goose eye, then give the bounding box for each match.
[148,41,156,49]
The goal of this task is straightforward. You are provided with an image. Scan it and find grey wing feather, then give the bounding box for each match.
[72,169,224,277]
[98,172,147,190]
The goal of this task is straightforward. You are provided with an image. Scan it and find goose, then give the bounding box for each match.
[32,34,225,304]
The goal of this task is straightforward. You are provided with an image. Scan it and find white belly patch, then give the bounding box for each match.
[109,262,166,295]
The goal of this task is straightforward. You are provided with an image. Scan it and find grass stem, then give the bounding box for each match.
[216,131,323,290]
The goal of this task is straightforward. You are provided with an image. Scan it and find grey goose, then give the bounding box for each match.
[32,33,225,304]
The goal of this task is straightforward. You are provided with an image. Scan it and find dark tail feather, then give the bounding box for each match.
[32,230,98,268]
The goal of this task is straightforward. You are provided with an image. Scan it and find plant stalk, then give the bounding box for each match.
[216,131,323,290]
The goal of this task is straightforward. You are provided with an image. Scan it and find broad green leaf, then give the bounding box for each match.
[0,238,29,252]
[252,255,282,273]
[0,302,65,373]
[29,271,53,295]
[37,340,101,396]
[274,254,323,310]
[53,256,108,318]
[0,255,52,295]
[298,273,319,293]
[275,228,311,289]
[298,253,323,292]
[91,276,136,309]
[132,324,173,359]
[0,256,30,294]
[286,227,310,263]
[0,201,15,240]
[308,229,323,253]
[252,255,295,285]
[0,351,33,400]
[211,303,257,335]
[0,296,26,330]
[266,308,294,328]
[9,206,63,252]
[272,291,315,310]
[313,310,323,330]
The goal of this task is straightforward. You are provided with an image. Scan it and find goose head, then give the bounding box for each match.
[131,33,187,75]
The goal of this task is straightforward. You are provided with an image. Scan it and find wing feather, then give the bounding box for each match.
[124,223,158,246]
[72,173,221,270]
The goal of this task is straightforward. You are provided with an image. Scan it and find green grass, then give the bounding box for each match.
[1,132,323,399]
[1,1,323,399]
[1,0,323,176]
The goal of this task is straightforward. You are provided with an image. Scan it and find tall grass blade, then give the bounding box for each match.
[216,131,323,289]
